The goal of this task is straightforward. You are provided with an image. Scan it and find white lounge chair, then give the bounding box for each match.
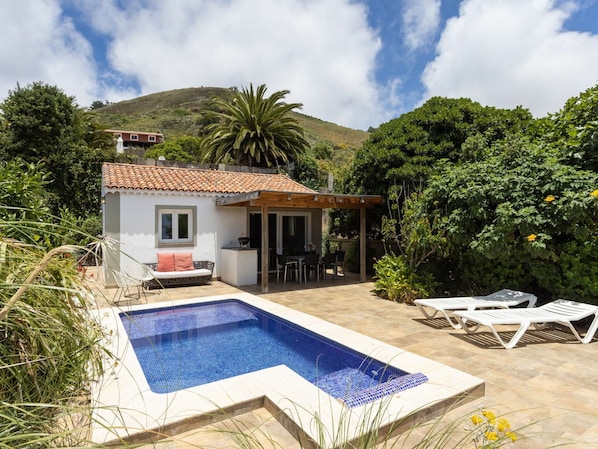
[414,289,537,329]
[453,299,598,349]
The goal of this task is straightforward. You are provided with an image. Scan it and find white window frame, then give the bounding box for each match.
[148,135,156,142]
[156,206,196,246]
[130,134,139,141]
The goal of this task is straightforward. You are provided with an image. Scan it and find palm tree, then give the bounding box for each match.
[201,84,309,168]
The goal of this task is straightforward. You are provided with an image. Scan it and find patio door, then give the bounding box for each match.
[249,212,309,271]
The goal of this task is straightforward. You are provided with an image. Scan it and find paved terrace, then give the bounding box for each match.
[88,270,598,448]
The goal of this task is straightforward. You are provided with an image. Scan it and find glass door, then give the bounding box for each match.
[249,212,310,271]
[281,215,306,255]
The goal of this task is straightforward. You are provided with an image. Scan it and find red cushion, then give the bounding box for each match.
[174,252,194,271]
[156,253,175,272]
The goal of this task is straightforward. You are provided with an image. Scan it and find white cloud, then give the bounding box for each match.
[402,0,441,51]
[421,0,598,116]
[74,0,387,129]
[0,0,101,106]
[0,0,392,129]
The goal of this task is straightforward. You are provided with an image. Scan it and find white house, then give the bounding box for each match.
[101,162,384,292]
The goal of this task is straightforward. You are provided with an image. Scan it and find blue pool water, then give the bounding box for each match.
[120,299,427,405]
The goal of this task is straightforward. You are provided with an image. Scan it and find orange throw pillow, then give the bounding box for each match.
[174,252,194,271]
[156,253,175,272]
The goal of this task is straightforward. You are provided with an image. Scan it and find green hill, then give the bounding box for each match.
[94,87,369,150]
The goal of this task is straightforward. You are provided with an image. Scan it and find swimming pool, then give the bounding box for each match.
[93,293,484,446]
[120,299,428,405]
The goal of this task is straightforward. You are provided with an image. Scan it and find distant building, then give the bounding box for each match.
[104,129,164,152]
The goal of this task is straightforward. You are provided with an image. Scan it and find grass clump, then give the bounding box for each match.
[0,239,109,447]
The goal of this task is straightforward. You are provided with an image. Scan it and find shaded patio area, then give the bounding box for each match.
[88,269,598,448]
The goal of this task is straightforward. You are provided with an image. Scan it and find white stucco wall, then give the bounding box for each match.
[113,191,246,279]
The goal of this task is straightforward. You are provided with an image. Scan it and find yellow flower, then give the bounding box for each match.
[481,409,496,425]
[485,430,498,441]
[527,234,537,242]
[507,431,518,442]
[591,189,598,197]
[497,417,511,432]
[544,195,555,202]
[471,414,483,425]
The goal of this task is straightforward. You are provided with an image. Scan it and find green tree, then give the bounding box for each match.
[0,159,51,223]
[146,136,204,162]
[548,82,598,172]
[291,150,322,190]
[331,97,534,237]
[0,82,107,215]
[89,99,110,110]
[201,84,309,168]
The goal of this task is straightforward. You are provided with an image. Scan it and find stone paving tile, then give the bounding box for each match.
[87,270,598,448]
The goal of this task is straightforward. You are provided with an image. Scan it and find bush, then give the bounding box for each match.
[372,253,437,303]
[410,139,598,302]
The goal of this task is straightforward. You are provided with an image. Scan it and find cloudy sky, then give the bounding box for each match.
[1,0,598,130]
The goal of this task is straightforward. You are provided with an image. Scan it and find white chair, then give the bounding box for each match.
[414,289,537,329]
[453,299,598,349]
[276,254,298,283]
[112,270,143,304]
[127,263,156,287]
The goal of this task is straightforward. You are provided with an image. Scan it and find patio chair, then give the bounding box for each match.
[302,252,321,282]
[125,263,160,297]
[112,270,146,304]
[276,253,299,283]
[321,252,339,280]
[414,289,537,329]
[335,250,345,276]
[453,299,598,349]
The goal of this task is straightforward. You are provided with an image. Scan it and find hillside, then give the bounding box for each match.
[94,87,370,150]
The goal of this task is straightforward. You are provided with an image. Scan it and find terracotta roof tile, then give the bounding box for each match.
[102,163,316,194]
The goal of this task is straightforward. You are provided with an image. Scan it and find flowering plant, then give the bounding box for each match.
[469,407,517,448]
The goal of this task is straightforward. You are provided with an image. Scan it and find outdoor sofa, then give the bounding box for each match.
[143,252,214,289]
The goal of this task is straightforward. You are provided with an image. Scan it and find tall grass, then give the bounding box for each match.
[0,216,110,447]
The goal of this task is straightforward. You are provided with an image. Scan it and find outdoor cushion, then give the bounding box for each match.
[174,252,194,271]
[152,268,212,280]
[157,253,175,272]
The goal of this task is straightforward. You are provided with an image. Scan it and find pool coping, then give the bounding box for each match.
[91,293,484,447]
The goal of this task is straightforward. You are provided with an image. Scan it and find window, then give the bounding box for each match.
[130,134,139,141]
[148,135,156,142]
[157,207,195,245]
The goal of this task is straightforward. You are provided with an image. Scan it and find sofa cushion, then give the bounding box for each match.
[152,269,212,280]
[157,253,175,272]
[174,252,194,271]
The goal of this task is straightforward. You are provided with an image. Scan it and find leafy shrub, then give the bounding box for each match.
[410,138,598,302]
[372,253,437,303]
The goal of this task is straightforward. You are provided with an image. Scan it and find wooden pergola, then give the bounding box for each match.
[216,190,385,293]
